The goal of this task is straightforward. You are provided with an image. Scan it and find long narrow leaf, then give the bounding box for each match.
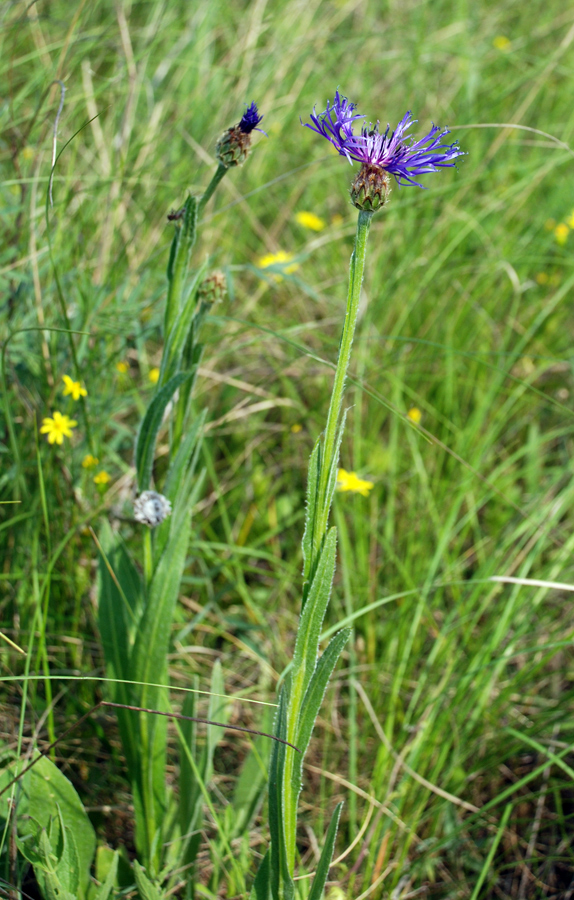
[135,372,192,491]
[307,802,343,900]
[291,528,337,699]
[249,849,271,900]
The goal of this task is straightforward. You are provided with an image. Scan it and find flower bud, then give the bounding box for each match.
[350,164,391,212]
[215,101,264,168]
[197,270,227,305]
[134,491,172,527]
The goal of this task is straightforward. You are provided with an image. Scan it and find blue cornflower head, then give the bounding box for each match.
[239,101,266,134]
[216,101,266,168]
[303,92,464,210]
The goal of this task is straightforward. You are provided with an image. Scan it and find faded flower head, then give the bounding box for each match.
[303,92,464,210]
[216,101,265,168]
[134,490,172,528]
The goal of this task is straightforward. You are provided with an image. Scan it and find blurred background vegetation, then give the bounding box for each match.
[2,0,574,896]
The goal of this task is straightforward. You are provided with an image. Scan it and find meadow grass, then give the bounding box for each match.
[2,0,574,897]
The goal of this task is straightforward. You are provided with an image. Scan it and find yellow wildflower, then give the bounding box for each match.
[407,407,422,424]
[566,212,574,229]
[40,411,77,445]
[331,213,344,226]
[544,218,556,231]
[554,223,569,246]
[82,454,99,468]
[116,361,129,374]
[493,35,511,50]
[291,423,302,433]
[22,146,35,161]
[535,272,549,285]
[257,251,299,282]
[149,367,160,384]
[336,468,374,497]
[62,374,87,400]
[295,211,325,232]
[93,471,111,485]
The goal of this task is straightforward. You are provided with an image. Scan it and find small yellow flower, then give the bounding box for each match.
[149,367,160,384]
[331,213,344,226]
[82,454,99,468]
[493,35,511,50]
[62,374,87,401]
[566,212,574,229]
[22,146,35,161]
[407,407,422,424]
[257,251,299,282]
[93,471,111,485]
[535,272,549,285]
[291,423,302,433]
[544,218,556,231]
[554,223,569,246]
[40,411,77,445]
[336,468,374,497]
[295,211,325,232]
[116,361,129,374]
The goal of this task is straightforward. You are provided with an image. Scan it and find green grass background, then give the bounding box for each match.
[2,0,574,896]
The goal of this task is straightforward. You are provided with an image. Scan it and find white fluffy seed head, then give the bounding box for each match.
[134,491,172,527]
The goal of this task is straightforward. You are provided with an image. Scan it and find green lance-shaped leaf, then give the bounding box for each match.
[320,410,347,541]
[133,860,164,900]
[135,372,192,491]
[93,851,119,900]
[301,436,321,587]
[159,260,208,387]
[165,195,198,337]
[292,628,351,799]
[301,412,346,610]
[307,802,343,900]
[291,528,337,701]
[268,683,295,900]
[249,849,272,900]
[129,511,193,861]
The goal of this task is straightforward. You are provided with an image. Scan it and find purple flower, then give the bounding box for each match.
[303,90,365,161]
[303,94,464,188]
[239,101,266,135]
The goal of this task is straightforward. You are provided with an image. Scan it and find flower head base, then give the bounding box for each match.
[303,94,464,209]
[62,374,87,401]
[40,411,77,445]
[216,102,265,168]
[134,491,172,528]
[350,165,391,212]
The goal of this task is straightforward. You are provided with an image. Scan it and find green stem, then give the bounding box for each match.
[197,163,227,217]
[317,209,372,535]
[143,529,153,588]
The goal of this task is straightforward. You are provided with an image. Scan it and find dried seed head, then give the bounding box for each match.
[134,491,172,527]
